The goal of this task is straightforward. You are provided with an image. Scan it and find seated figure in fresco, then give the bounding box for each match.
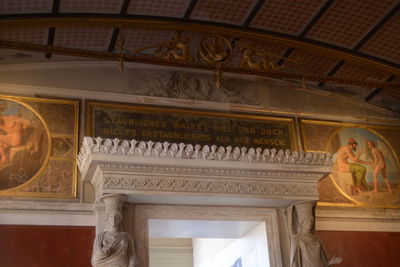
[289,201,342,267]
[0,115,32,164]
[367,140,393,194]
[335,137,371,195]
[91,196,136,267]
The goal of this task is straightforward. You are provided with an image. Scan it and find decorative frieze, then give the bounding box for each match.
[78,137,333,169]
[78,137,332,204]
[102,176,318,197]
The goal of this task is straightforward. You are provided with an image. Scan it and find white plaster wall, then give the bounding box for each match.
[149,247,193,267]
[149,238,193,267]
[193,238,236,266]
[0,61,397,123]
[193,222,269,267]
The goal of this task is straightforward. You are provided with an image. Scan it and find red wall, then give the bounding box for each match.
[318,231,400,267]
[0,225,95,267]
[1,226,399,267]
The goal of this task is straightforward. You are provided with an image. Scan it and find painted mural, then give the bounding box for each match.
[327,127,400,206]
[0,99,49,190]
[301,120,400,208]
[0,96,78,198]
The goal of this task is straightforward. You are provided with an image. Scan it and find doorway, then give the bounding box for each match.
[133,205,282,267]
[148,219,269,267]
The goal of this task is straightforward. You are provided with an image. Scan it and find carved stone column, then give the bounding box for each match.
[93,194,126,234]
[287,201,342,267]
[92,194,137,267]
[102,194,126,223]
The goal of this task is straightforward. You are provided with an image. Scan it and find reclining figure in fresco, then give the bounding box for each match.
[288,201,342,267]
[92,194,136,267]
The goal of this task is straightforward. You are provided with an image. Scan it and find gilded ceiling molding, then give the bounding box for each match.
[0,40,398,90]
[1,17,399,77]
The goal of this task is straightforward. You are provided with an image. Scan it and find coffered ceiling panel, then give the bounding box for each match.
[284,49,339,76]
[190,0,257,25]
[59,0,124,14]
[122,29,175,51]
[126,0,191,18]
[334,62,392,82]
[0,0,52,14]
[306,0,398,48]
[250,0,326,35]
[360,12,400,65]
[0,0,399,112]
[0,28,48,45]
[383,88,400,100]
[54,27,114,50]
[382,77,399,99]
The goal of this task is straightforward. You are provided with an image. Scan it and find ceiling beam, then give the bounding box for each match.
[0,16,399,76]
[45,0,60,58]
[278,0,334,66]
[108,0,130,52]
[300,0,334,38]
[52,0,60,15]
[242,0,266,28]
[353,2,400,51]
[183,0,198,20]
[277,48,293,66]
[365,75,396,101]
[318,60,345,87]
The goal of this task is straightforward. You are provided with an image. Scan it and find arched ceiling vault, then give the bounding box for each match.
[0,0,399,114]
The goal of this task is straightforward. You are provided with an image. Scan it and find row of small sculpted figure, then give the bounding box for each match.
[82,137,333,166]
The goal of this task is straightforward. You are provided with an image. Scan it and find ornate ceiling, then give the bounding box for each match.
[0,0,399,113]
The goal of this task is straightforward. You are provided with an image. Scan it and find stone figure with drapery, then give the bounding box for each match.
[92,194,136,267]
[288,201,342,267]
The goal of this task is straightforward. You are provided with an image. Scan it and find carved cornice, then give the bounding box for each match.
[78,137,332,203]
[78,137,333,169]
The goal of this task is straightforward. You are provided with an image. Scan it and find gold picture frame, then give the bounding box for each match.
[86,101,299,151]
[300,119,400,208]
[0,95,79,198]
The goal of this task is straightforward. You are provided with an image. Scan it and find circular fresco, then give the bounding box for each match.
[326,127,400,206]
[0,99,50,190]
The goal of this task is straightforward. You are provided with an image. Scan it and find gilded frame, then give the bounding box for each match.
[300,119,400,208]
[0,95,79,198]
[86,101,299,151]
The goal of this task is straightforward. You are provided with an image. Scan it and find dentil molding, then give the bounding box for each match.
[78,137,332,204]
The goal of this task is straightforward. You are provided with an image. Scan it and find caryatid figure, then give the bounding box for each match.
[288,201,342,267]
[92,194,136,267]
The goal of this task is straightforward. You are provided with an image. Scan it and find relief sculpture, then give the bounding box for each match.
[92,194,136,267]
[288,201,342,267]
